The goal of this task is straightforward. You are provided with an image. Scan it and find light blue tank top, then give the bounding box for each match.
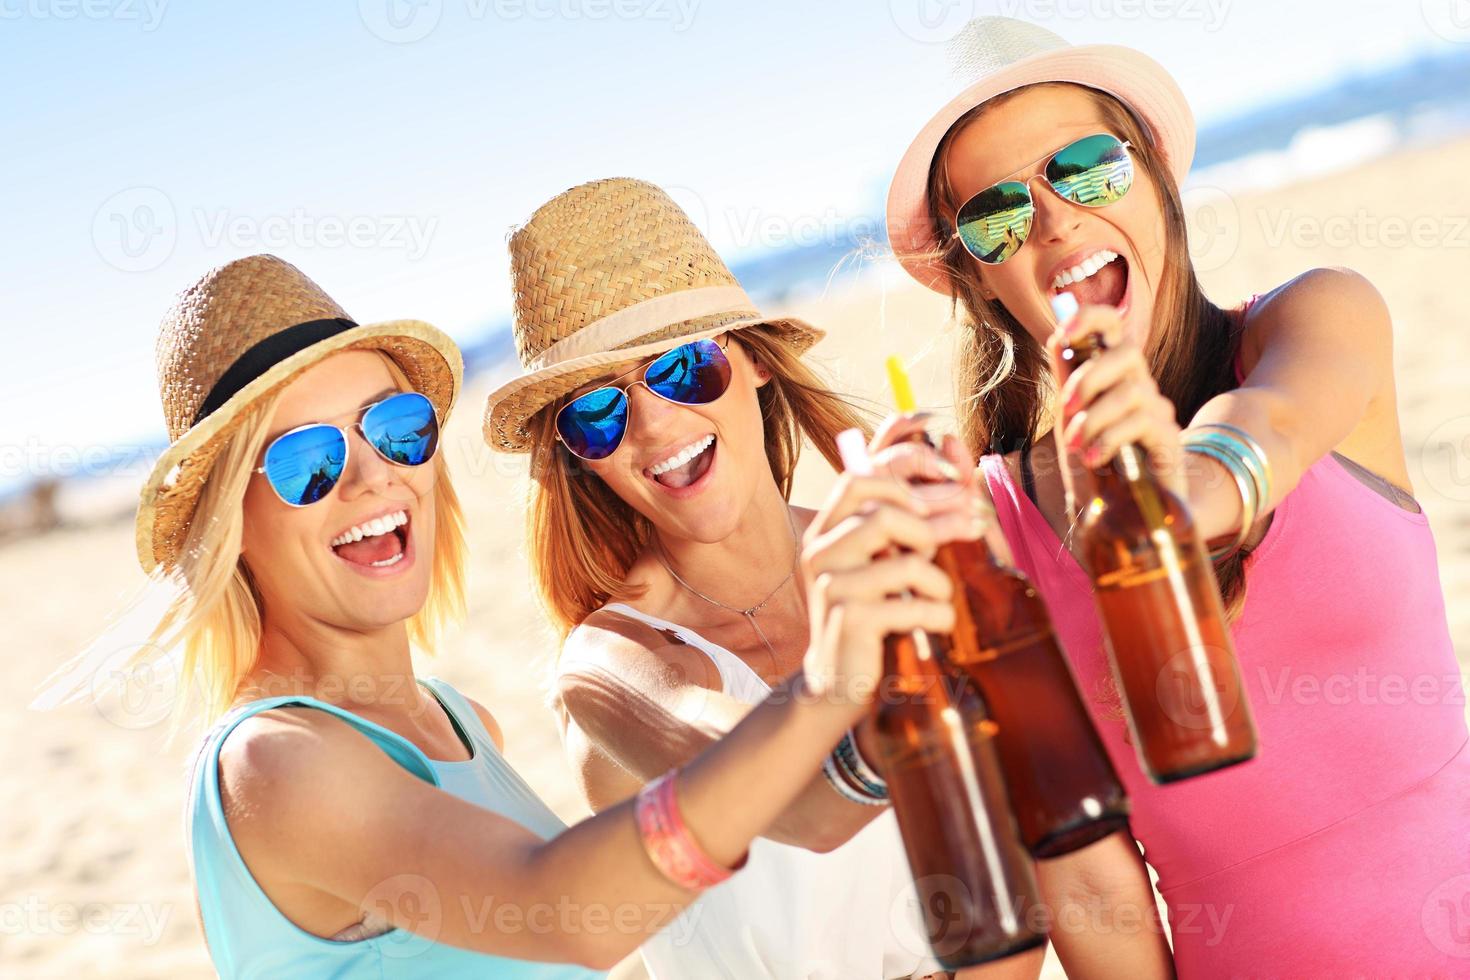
[186,675,608,979]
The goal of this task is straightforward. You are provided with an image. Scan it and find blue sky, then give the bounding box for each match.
[2,0,1461,481]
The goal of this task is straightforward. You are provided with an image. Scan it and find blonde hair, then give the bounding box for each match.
[925,82,1251,623]
[41,350,467,741]
[526,325,872,638]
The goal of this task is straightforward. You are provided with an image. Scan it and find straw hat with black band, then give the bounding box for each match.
[136,253,462,573]
[886,16,1196,293]
[482,177,823,454]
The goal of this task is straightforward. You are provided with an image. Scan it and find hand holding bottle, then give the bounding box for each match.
[799,429,982,712]
[1047,293,1187,500]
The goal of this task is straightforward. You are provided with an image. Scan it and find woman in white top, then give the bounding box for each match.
[483,179,1160,978]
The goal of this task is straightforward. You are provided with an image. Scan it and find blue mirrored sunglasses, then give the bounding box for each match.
[253,390,440,507]
[554,337,733,462]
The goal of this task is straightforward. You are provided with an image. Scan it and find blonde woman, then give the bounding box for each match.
[482,179,1164,978]
[885,16,1469,974]
[80,254,972,978]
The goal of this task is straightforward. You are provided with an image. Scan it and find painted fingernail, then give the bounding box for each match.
[836,428,874,476]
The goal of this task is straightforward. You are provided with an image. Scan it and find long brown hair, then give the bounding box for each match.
[925,82,1251,621]
[526,325,872,638]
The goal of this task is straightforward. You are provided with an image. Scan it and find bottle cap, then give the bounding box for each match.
[885,356,918,413]
[836,428,874,476]
[1050,291,1079,326]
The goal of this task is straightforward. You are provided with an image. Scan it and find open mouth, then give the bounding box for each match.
[646,434,717,492]
[1052,249,1130,313]
[330,509,411,570]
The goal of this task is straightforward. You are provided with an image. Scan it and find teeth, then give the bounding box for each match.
[369,552,404,568]
[330,510,408,548]
[1052,249,1118,291]
[649,435,715,476]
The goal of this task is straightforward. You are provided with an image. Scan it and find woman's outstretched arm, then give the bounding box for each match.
[216,444,964,969]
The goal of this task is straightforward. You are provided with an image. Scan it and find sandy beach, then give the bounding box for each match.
[4,134,1467,978]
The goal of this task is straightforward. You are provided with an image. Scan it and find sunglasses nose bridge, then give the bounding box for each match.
[1027,174,1084,241]
[335,422,397,497]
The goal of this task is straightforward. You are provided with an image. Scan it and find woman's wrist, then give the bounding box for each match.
[1182,448,1246,543]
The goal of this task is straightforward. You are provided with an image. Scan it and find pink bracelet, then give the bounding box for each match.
[634,770,747,891]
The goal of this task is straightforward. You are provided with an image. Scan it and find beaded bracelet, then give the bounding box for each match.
[822,752,887,806]
[635,770,748,891]
[835,730,888,800]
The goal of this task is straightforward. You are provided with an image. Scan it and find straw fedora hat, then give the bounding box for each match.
[482,178,823,453]
[887,16,1195,293]
[135,254,462,573]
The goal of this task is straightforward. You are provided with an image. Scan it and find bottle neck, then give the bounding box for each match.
[1079,443,1152,501]
[883,629,949,688]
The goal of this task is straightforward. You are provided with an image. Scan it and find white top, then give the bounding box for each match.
[559,602,944,980]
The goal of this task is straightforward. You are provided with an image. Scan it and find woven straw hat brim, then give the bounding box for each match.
[135,319,462,573]
[887,42,1195,293]
[482,313,822,453]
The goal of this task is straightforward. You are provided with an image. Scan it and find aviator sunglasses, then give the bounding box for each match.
[953,132,1134,265]
[253,390,440,506]
[554,336,733,461]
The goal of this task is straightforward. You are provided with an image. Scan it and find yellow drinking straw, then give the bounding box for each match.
[886,356,918,414]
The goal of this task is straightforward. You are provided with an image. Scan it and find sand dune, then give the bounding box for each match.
[4,135,1466,977]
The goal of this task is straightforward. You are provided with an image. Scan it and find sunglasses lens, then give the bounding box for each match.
[645,339,732,405]
[557,387,628,460]
[1046,134,1133,208]
[362,391,439,466]
[956,180,1034,264]
[263,425,348,506]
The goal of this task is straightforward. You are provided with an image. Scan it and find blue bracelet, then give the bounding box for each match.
[834,731,889,801]
[822,753,887,807]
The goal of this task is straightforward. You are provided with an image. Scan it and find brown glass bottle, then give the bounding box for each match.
[936,533,1132,856]
[875,628,1047,967]
[889,427,1131,856]
[1059,331,1258,783]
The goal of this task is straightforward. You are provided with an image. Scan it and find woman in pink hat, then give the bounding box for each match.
[887,15,1469,976]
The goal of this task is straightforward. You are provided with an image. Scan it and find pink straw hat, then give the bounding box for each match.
[886,16,1195,293]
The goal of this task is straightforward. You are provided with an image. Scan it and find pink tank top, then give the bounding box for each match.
[978,295,1470,973]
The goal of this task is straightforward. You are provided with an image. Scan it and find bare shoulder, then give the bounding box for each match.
[215,706,408,874]
[460,695,505,753]
[557,607,723,712]
[1241,267,1392,371]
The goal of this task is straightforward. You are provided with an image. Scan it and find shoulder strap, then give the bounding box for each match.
[185,695,443,963]
[418,677,501,756]
[580,602,769,699]
[191,695,443,829]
